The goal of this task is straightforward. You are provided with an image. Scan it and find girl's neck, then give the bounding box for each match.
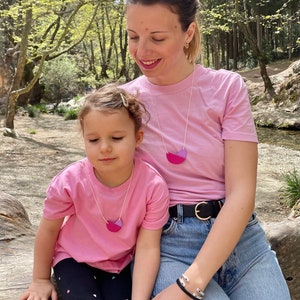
[94,164,134,188]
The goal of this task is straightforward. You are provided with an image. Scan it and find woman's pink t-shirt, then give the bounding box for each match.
[122,65,258,204]
[43,157,170,273]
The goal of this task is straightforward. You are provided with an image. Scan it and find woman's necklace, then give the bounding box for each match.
[88,169,134,232]
[150,68,195,164]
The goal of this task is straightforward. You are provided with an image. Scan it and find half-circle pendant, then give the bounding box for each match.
[106,219,122,232]
[166,148,187,164]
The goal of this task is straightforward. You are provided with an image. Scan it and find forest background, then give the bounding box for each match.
[0,0,300,136]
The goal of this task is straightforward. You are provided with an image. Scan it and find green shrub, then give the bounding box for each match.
[40,55,80,103]
[281,169,300,208]
[27,105,40,118]
[64,108,79,120]
[55,106,68,116]
[26,104,49,117]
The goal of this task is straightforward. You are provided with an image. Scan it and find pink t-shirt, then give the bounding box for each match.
[122,65,258,204]
[43,157,169,273]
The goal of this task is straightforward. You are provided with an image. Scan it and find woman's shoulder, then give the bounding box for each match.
[196,64,242,81]
[121,76,148,94]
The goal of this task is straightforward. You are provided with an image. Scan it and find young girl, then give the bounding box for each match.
[20,84,170,300]
[123,1,291,299]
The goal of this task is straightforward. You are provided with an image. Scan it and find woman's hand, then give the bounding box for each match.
[20,279,58,300]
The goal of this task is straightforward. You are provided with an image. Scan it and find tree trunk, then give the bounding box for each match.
[238,22,276,98]
[4,7,32,132]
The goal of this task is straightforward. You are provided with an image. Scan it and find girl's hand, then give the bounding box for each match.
[20,279,58,300]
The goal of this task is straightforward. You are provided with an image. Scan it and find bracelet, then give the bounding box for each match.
[176,274,205,300]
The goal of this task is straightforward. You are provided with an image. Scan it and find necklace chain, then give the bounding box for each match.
[87,168,134,224]
[150,67,195,158]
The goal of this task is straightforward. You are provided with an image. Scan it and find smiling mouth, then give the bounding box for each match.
[139,59,161,69]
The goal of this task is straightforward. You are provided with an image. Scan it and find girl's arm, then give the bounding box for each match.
[132,227,163,300]
[154,140,258,299]
[20,216,64,300]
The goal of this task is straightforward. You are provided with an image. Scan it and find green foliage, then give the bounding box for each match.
[64,108,79,120]
[26,104,48,117]
[27,129,37,134]
[54,106,68,116]
[281,169,300,208]
[41,55,81,103]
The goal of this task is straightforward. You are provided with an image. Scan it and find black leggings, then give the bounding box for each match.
[53,258,132,300]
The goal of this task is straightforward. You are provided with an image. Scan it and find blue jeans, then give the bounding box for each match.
[153,209,291,299]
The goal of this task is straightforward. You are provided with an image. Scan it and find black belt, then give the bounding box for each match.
[169,200,223,221]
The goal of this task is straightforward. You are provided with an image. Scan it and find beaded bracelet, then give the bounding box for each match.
[176,273,205,300]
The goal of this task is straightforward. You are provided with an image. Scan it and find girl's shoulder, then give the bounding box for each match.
[49,158,90,185]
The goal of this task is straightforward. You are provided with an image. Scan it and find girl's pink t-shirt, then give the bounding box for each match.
[122,65,258,204]
[43,157,169,273]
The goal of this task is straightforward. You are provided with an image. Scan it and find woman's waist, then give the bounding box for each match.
[169,199,225,220]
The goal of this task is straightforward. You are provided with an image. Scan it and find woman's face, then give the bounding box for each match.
[126,4,194,85]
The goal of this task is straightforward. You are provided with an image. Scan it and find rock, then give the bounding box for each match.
[263,218,300,300]
[292,60,300,74]
[0,191,35,300]
[247,59,300,130]
[0,191,33,239]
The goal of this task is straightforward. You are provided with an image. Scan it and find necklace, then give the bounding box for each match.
[87,168,134,232]
[150,68,195,164]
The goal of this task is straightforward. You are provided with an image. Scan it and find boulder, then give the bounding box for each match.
[263,217,300,300]
[0,191,35,300]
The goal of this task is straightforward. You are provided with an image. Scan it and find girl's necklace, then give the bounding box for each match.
[88,168,133,232]
[150,68,195,164]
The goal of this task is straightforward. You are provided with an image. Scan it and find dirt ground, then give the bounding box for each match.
[0,113,85,228]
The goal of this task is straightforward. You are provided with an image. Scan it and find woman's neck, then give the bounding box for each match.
[148,62,195,86]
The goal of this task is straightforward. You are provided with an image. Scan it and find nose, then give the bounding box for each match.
[135,38,152,59]
[99,140,112,153]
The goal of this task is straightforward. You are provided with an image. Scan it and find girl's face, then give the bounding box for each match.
[126,4,195,85]
[82,109,143,187]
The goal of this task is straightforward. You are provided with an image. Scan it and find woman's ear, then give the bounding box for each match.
[186,22,196,44]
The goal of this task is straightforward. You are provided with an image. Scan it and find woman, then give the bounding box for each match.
[123,0,291,299]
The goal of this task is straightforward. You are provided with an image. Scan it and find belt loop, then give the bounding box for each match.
[176,204,183,224]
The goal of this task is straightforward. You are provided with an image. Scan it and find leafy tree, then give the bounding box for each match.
[2,0,100,137]
[40,55,80,105]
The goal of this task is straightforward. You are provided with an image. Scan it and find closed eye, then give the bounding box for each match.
[89,139,99,143]
[112,137,124,141]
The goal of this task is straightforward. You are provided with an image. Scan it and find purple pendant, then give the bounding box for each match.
[106,219,122,232]
[166,148,187,164]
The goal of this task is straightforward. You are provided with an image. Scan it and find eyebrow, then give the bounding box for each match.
[127,29,169,34]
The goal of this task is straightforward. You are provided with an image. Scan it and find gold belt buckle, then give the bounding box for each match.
[195,201,211,221]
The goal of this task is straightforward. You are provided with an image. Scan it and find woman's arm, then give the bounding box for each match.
[20,216,64,300]
[154,140,258,299]
[132,227,163,300]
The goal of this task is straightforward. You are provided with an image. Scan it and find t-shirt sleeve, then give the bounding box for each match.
[221,72,258,143]
[140,166,170,230]
[43,168,76,219]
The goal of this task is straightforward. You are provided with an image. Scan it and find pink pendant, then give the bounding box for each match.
[166,148,187,164]
[106,219,122,232]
